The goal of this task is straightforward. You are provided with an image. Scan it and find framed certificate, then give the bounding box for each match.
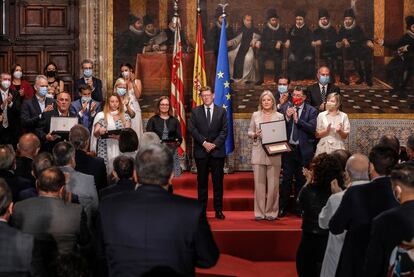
[259,120,291,155]
[50,117,78,137]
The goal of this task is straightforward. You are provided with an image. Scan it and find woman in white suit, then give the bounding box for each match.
[248,90,284,220]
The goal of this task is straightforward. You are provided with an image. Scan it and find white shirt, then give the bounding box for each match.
[36,94,46,113]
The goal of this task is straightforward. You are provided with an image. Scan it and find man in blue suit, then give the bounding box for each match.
[279,86,318,217]
[70,84,101,133]
[74,59,103,102]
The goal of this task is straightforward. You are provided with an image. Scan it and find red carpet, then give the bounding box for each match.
[172,172,300,277]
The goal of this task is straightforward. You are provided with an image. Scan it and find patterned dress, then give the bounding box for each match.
[162,120,181,177]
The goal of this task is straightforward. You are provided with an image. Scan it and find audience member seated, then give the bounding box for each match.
[70,84,101,133]
[119,128,139,159]
[0,72,22,146]
[99,155,136,200]
[69,124,107,191]
[37,91,75,152]
[0,144,32,202]
[378,134,401,157]
[74,59,103,102]
[296,153,344,277]
[330,149,352,172]
[10,64,35,101]
[15,133,40,185]
[329,145,400,277]
[53,142,98,224]
[11,167,89,277]
[405,135,414,166]
[306,66,340,112]
[0,179,34,276]
[319,153,370,277]
[315,93,350,155]
[139,132,161,148]
[91,93,131,173]
[44,62,64,98]
[365,163,414,276]
[98,143,219,276]
[20,75,55,134]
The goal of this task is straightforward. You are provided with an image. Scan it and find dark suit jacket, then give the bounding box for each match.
[0,170,33,202]
[75,150,107,191]
[280,102,318,166]
[15,156,35,186]
[98,185,219,276]
[11,196,89,277]
[329,176,399,277]
[20,96,55,133]
[0,88,22,144]
[74,77,103,102]
[188,105,228,159]
[364,200,414,277]
[99,179,136,200]
[70,99,102,132]
[0,221,34,275]
[306,82,340,110]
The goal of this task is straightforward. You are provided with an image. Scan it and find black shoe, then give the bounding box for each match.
[215,211,225,220]
[340,78,349,85]
[366,79,373,87]
[278,209,287,218]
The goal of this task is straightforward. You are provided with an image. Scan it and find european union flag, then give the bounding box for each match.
[214,16,234,155]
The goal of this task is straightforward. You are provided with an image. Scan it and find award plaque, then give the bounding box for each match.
[50,117,78,137]
[259,119,291,155]
[101,129,123,139]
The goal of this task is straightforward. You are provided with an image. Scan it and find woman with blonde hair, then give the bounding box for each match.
[248,90,285,220]
[315,93,350,156]
[91,93,131,173]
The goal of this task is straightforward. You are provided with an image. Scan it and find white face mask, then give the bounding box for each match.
[13,71,23,79]
[1,80,11,89]
[110,110,119,116]
[122,71,129,79]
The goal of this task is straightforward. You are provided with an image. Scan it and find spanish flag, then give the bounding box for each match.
[192,13,206,108]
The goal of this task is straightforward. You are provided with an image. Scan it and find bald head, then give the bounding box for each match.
[345,154,370,182]
[18,133,41,159]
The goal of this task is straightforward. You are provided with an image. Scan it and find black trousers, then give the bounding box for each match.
[342,46,373,82]
[195,156,225,213]
[288,52,315,80]
[387,55,413,92]
[296,232,329,277]
[257,50,283,82]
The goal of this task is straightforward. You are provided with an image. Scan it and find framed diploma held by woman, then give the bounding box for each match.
[260,119,291,155]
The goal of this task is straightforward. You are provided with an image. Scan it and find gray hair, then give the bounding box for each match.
[140,132,161,148]
[0,145,15,170]
[69,125,90,150]
[345,154,370,182]
[258,90,277,112]
[35,75,48,87]
[135,143,173,186]
[52,141,76,166]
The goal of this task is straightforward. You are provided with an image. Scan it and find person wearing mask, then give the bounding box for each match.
[275,76,290,112]
[43,62,64,98]
[70,84,101,133]
[248,90,284,220]
[279,86,318,217]
[315,93,350,155]
[10,64,35,100]
[0,72,21,145]
[74,59,103,102]
[306,66,340,112]
[119,63,143,139]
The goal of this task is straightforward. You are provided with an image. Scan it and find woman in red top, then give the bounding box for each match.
[10,64,35,100]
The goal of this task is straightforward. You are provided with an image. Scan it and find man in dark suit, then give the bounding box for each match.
[73,59,103,102]
[0,145,32,202]
[330,145,400,277]
[0,72,22,146]
[37,91,76,151]
[188,86,228,219]
[15,133,41,185]
[364,163,414,276]
[21,75,55,134]
[279,86,318,217]
[0,178,34,276]
[11,167,89,277]
[69,124,107,190]
[70,84,102,133]
[99,155,136,199]
[98,143,219,276]
[306,66,340,112]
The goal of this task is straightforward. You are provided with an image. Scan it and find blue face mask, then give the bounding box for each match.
[81,96,91,103]
[83,69,93,78]
[38,86,48,97]
[278,85,288,94]
[117,88,127,96]
[319,75,330,85]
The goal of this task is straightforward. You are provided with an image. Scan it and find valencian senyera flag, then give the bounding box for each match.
[170,15,186,155]
[192,12,207,108]
[213,14,234,155]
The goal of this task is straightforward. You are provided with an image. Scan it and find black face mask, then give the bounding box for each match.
[46,71,56,78]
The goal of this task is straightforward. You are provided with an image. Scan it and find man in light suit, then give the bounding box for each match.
[0,179,34,276]
[11,167,89,277]
[52,141,98,224]
[279,86,318,217]
[306,66,340,112]
[188,86,228,219]
[98,143,219,276]
[73,59,103,102]
[70,84,101,133]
